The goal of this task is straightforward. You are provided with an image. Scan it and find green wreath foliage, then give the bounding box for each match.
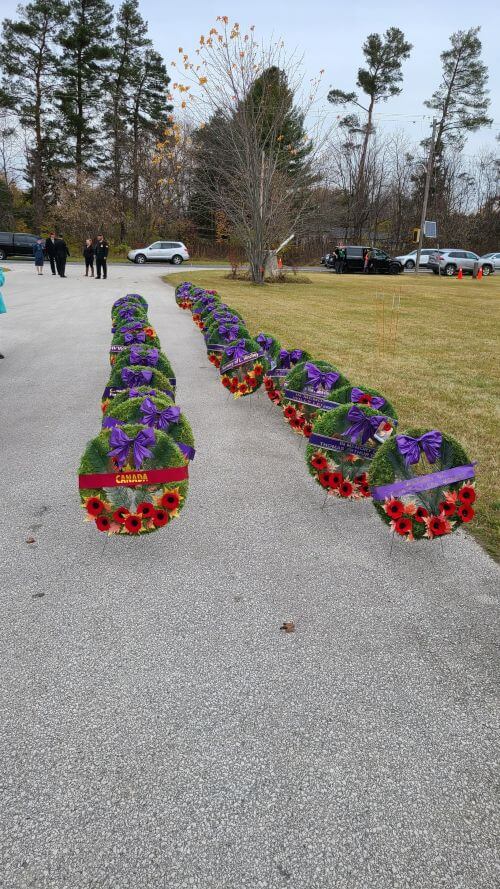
[305,403,396,498]
[103,393,195,455]
[205,320,250,349]
[369,428,475,540]
[102,386,159,416]
[333,384,397,420]
[79,423,189,535]
[112,346,176,381]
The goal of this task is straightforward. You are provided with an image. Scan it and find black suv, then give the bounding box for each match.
[0,231,40,260]
[324,245,403,275]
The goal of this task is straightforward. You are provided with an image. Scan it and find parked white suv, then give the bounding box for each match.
[127,240,190,265]
[394,248,437,270]
[427,249,481,276]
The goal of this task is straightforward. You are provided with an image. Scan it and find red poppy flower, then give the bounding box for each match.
[96,515,111,532]
[318,470,335,489]
[297,415,305,427]
[264,377,274,391]
[457,504,475,523]
[208,354,216,364]
[221,376,231,388]
[161,490,181,512]
[153,508,169,527]
[244,374,252,384]
[414,506,429,523]
[358,483,370,498]
[458,485,476,504]
[124,514,142,534]
[238,383,247,393]
[303,423,313,438]
[229,380,238,393]
[339,480,353,498]
[384,498,404,519]
[358,393,372,405]
[311,453,328,471]
[137,501,155,518]
[439,499,456,517]
[330,471,343,488]
[144,327,155,337]
[283,405,296,420]
[428,516,446,536]
[213,358,221,368]
[86,497,106,516]
[354,472,367,484]
[113,506,129,524]
[290,417,302,430]
[394,516,412,536]
[254,364,263,377]
[382,422,392,432]
[101,400,110,414]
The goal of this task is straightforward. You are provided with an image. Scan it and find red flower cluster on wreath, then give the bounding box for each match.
[282,404,315,438]
[221,368,260,398]
[311,453,369,499]
[264,376,282,405]
[82,486,183,535]
[208,353,221,369]
[381,482,476,540]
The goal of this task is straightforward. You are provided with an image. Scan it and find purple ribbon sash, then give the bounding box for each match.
[308,431,376,460]
[284,389,339,411]
[221,350,264,373]
[370,463,476,501]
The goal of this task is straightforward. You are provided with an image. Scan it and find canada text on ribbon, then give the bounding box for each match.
[79,466,189,488]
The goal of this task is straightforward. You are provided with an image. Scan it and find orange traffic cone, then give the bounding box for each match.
[477,267,483,280]
[278,256,283,269]
[457,267,463,279]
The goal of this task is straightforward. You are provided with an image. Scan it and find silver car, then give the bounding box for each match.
[127,240,190,265]
[478,252,500,275]
[428,249,481,276]
[394,248,437,270]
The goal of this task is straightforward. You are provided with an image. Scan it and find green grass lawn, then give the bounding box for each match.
[165,270,500,560]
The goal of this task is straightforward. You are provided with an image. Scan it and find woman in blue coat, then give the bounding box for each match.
[33,238,45,275]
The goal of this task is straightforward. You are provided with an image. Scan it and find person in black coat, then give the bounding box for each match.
[83,239,94,277]
[54,236,70,277]
[95,234,109,280]
[45,232,57,275]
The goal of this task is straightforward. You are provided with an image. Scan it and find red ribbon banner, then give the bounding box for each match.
[79,466,189,489]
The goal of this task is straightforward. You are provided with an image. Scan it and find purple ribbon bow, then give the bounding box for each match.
[121,366,153,387]
[128,388,157,399]
[278,349,303,369]
[124,329,146,344]
[130,346,159,367]
[305,362,339,392]
[107,426,155,469]
[120,321,143,332]
[345,405,388,444]
[224,339,248,361]
[351,387,386,410]
[256,333,273,352]
[140,398,181,431]
[219,322,239,341]
[396,431,442,466]
[119,308,141,321]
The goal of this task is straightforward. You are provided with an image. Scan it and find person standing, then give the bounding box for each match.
[337,245,346,274]
[45,232,57,275]
[33,238,45,275]
[83,238,95,277]
[54,235,70,277]
[95,234,109,280]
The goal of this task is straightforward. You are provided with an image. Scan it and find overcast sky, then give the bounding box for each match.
[2,0,498,153]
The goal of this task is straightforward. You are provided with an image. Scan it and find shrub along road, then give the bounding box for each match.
[0,264,499,889]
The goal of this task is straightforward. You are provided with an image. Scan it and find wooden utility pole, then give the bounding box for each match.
[415,118,437,275]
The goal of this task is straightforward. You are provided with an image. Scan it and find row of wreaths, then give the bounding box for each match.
[78,293,195,535]
[175,281,477,543]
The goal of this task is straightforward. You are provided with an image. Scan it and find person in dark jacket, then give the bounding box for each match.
[83,238,94,277]
[45,232,57,275]
[54,236,70,278]
[33,238,45,275]
[95,234,109,280]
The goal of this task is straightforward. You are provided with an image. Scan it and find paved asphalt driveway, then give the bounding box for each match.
[0,264,498,889]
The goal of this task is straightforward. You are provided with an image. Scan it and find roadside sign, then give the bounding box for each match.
[424,220,437,238]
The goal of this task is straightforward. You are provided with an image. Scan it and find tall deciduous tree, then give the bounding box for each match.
[56,0,113,181]
[328,27,412,237]
[425,27,492,154]
[0,0,66,229]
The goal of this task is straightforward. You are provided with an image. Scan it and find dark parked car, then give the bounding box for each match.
[0,231,40,260]
[323,246,403,274]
